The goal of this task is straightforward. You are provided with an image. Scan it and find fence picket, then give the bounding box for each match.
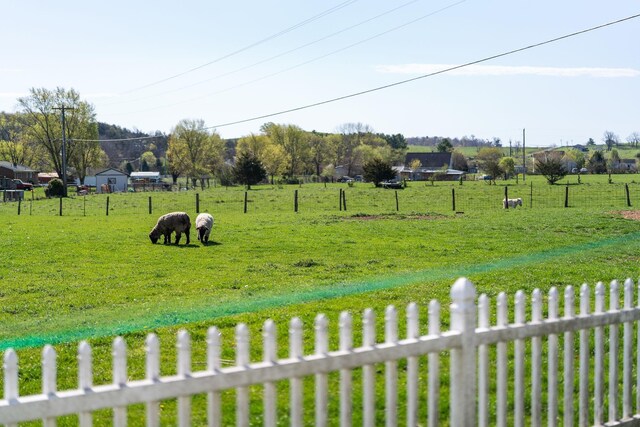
[623,278,633,418]
[363,308,376,427]
[290,318,303,427]
[4,349,18,427]
[42,345,57,427]
[609,280,620,423]
[385,306,398,427]
[547,288,559,427]
[406,303,419,427]
[478,295,489,427]
[235,325,249,427]
[594,283,605,425]
[514,291,525,427]
[530,289,542,427]
[579,284,590,427]
[563,286,575,427]
[113,337,128,427]
[427,300,440,427]
[78,341,93,427]
[177,330,192,427]
[338,312,353,427]
[145,334,160,427]
[315,314,329,427]
[496,292,507,427]
[262,321,277,427]
[207,327,222,427]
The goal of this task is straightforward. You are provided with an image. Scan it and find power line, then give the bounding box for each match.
[107,0,424,106]
[121,0,359,94]
[112,0,466,116]
[207,12,640,129]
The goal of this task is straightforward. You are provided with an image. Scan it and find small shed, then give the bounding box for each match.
[95,168,128,193]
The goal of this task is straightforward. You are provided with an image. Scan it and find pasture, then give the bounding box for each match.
[1,177,640,424]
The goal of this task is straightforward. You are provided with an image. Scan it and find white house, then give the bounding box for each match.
[95,168,128,193]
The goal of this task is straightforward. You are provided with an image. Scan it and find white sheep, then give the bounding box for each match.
[149,212,191,245]
[195,213,214,243]
[503,198,523,209]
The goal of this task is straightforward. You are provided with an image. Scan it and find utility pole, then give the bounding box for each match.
[522,128,526,182]
[53,106,74,197]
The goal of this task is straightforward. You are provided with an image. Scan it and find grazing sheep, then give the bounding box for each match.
[503,198,523,209]
[195,213,214,244]
[149,212,191,245]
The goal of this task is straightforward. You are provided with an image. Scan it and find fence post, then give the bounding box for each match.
[148,196,152,215]
[625,184,631,207]
[59,197,63,216]
[564,185,569,208]
[449,278,477,427]
[17,199,21,215]
[339,189,343,211]
[504,186,508,209]
[395,190,399,211]
[294,189,298,213]
[244,192,248,214]
[342,190,347,211]
[196,193,200,214]
[452,188,456,211]
[106,196,109,216]
[530,182,533,208]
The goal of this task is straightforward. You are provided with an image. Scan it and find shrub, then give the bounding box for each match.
[46,179,65,197]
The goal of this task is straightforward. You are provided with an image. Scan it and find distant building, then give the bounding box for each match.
[95,168,128,193]
[0,161,36,182]
[402,152,464,181]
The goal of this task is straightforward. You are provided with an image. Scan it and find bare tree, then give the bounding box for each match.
[603,130,619,151]
[627,131,640,149]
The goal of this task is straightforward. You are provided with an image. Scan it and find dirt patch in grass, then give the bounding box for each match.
[617,210,640,221]
[344,213,448,221]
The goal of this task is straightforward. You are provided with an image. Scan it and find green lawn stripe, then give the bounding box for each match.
[2,231,639,351]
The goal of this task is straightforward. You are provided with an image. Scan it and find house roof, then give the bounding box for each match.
[130,171,160,178]
[0,161,35,172]
[95,168,128,176]
[405,152,452,168]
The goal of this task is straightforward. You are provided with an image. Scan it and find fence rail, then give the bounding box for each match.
[2,277,640,426]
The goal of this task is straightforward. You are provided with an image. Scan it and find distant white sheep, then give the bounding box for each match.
[503,198,523,209]
[195,213,214,244]
[149,212,191,245]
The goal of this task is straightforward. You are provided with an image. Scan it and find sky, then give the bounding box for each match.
[1,0,639,146]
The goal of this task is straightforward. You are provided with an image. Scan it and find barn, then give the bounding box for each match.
[95,168,128,193]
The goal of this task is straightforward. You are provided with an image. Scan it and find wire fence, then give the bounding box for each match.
[0,182,638,217]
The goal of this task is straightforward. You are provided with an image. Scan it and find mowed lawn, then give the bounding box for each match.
[1,181,640,424]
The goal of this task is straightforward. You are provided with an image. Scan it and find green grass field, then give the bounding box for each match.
[2,179,640,424]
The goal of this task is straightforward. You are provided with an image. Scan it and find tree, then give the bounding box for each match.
[587,150,607,174]
[409,158,422,181]
[263,123,309,178]
[627,132,640,148]
[308,132,329,177]
[140,151,157,171]
[0,113,35,167]
[233,152,267,189]
[451,150,468,171]
[17,87,98,186]
[535,157,567,184]
[608,148,621,172]
[603,131,618,151]
[565,149,586,170]
[380,133,407,150]
[437,138,453,153]
[261,143,289,184]
[363,158,396,187]
[587,138,596,146]
[476,147,504,184]
[498,157,516,179]
[167,119,224,186]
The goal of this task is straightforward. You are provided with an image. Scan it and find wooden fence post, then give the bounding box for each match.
[504,186,508,209]
[625,184,631,207]
[395,190,399,211]
[106,196,109,216]
[17,199,21,215]
[148,196,152,215]
[196,193,200,214]
[59,197,63,216]
[294,190,298,213]
[450,278,477,427]
[244,192,248,214]
[564,185,569,208]
[339,189,343,211]
[530,182,533,208]
[452,188,456,212]
[342,190,347,211]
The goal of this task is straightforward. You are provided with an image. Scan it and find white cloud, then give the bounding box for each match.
[375,64,640,78]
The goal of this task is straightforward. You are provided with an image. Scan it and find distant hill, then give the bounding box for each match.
[98,123,168,168]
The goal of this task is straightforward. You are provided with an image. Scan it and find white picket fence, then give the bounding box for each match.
[2,277,640,426]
